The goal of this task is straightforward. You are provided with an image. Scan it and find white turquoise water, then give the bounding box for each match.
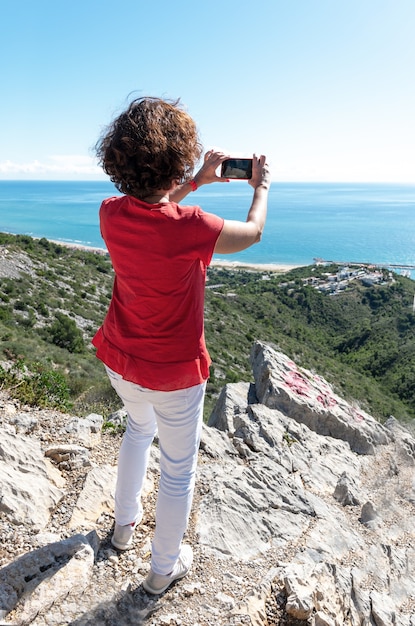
[0,180,414,277]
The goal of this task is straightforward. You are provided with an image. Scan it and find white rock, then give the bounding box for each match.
[69,464,117,528]
[0,428,63,530]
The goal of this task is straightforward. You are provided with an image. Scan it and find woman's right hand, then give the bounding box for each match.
[249,154,271,190]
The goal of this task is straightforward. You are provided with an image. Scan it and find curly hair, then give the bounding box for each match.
[95,97,203,199]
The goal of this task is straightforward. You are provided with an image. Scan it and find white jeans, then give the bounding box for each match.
[105,366,206,575]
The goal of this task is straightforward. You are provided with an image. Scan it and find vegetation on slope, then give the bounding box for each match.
[0,233,414,423]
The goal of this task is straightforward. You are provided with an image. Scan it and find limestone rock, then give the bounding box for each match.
[0,428,63,530]
[197,342,415,623]
[359,501,382,528]
[250,340,391,454]
[8,412,38,434]
[0,533,97,624]
[105,408,128,430]
[231,567,280,626]
[1,341,415,625]
[69,465,117,529]
[69,455,156,530]
[384,415,415,463]
[208,380,257,432]
[45,443,91,470]
[333,471,361,506]
[59,413,103,448]
[198,380,364,560]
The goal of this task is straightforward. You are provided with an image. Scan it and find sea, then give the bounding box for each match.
[1,180,415,278]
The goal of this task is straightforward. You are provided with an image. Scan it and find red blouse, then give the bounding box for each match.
[92,195,224,391]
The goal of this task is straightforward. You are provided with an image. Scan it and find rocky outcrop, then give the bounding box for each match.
[0,340,414,625]
[250,341,391,454]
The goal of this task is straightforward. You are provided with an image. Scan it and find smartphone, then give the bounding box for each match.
[221,158,253,180]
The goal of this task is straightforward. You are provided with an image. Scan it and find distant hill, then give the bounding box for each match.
[0,232,414,423]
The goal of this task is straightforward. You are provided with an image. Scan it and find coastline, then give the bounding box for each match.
[48,240,304,274]
[210,259,304,273]
[47,239,109,255]
[35,241,415,278]
[2,181,415,280]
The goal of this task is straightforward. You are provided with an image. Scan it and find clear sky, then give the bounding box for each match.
[1,0,414,182]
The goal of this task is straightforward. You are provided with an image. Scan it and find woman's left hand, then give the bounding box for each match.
[193,150,230,187]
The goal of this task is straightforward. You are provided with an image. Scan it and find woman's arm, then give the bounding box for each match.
[214,154,271,254]
[169,150,229,204]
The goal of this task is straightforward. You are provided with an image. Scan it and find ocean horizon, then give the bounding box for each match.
[1,180,415,278]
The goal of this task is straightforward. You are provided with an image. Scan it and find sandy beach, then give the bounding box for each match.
[210,259,304,273]
[48,240,303,274]
[47,239,108,255]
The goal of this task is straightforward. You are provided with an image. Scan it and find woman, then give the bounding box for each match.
[93,96,270,594]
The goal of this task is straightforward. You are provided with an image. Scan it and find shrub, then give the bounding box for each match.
[47,313,85,353]
[0,359,71,410]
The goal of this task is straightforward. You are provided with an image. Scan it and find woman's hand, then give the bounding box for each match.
[249,154,271,190]
[193,150,230,187]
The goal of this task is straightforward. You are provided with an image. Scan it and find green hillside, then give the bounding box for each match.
[0,233,414,423]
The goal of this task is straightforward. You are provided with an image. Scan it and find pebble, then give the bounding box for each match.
[2,386,415,625]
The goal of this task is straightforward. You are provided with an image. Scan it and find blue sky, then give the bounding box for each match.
[1,0,414,182]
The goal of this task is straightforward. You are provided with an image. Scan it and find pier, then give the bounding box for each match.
[314,258,415,270]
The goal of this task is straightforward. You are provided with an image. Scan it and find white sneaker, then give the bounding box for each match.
[143,545,193,594]
[111,522,136,550]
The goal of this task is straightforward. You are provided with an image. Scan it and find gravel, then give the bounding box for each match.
[0,391,301,626]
